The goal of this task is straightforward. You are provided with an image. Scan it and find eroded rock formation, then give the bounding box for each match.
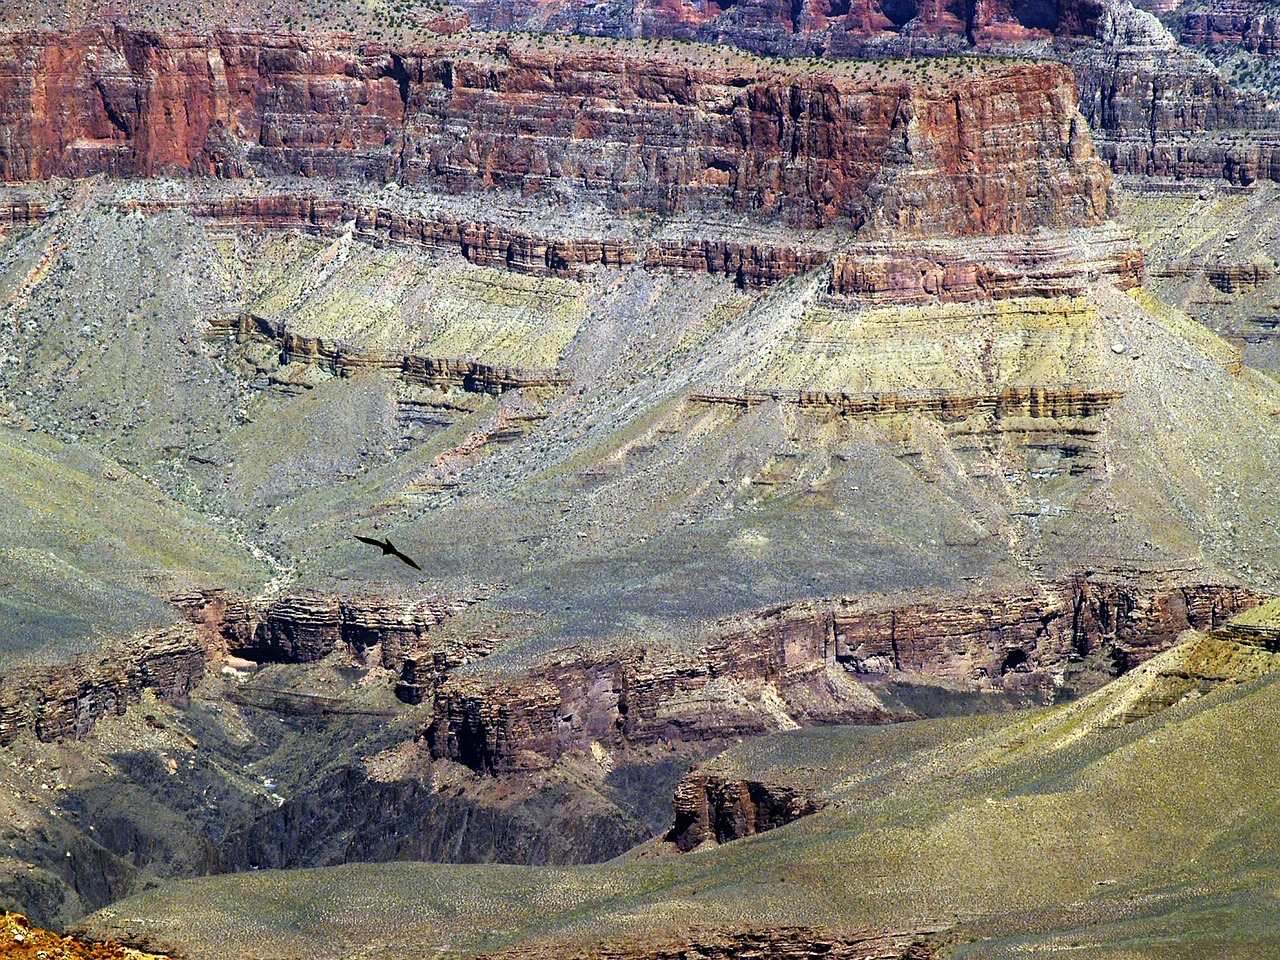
[475,926,937,960]
[829,225,1143,302]
[0,29,1111,236]
[427,577,1262,774]
[0,627,204,745]
[670,774,821,850]
[1182,6,1280,55]
[173,589,484,675]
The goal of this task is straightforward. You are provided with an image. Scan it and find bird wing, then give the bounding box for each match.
[354,535,385,548]
[392,548,422,571]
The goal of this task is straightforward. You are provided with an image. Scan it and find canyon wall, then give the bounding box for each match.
[452,0,1107,52]
[1182,6,1280,55]
[0,627,204,746]
[426,577,1261,774]
[0,29,1111,235]
[173,589,484,677]
[670,774,821,850]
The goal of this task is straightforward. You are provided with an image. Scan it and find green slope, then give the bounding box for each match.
[76,635,1280,959]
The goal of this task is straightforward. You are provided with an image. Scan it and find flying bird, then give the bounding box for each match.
[354,535,422,571]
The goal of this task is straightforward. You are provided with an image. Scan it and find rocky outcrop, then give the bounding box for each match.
[119,193,830,288]
[829,224,1143,303]
[836,577,1260,681]
[0,627,204,745]
[2,911,171,960]
[0,197,49,229]
[428,577,1263,774]
[1066,3,1280,184]
[0,30,1112,236]
[642,238,830,287]
[454,0,1106,52]
[210,311,569,395]
[126,194,642,282]
[690,387,1125,421]
[475,926,938,960]
[1182,6,1280,55]
[173,589,485,677]
[428,602,907,775]
[670,774,821,850]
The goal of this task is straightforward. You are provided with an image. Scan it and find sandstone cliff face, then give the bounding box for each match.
[174,589,483,676]
[1066,2,1280,184]
[442,0,1280,190]
[427,578,1261,774]
[1182,6,1280,54]
[669,774,820,850]
[0,30,1111,235]
[0,627,203,745]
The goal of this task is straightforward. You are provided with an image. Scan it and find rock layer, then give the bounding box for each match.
[0,627,204,745]
[670,774,821,850]
[829,225,1143,302]
[0,29,1112,236]
[427,577,1261,774]
[174,589,484,676]
[475,926,936,960]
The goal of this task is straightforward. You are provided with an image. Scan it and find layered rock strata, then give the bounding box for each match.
[439,0,1280,190]
[121,194,831,289]
[1068,3,1280,184]
[475,926,937,960]
[0,29,1112,236]
[452,0,1105,52]
[212,312,569,395]
[690,387,1125,421]
[173,589,485,677]
[670,774,821,850]
[0,197,49,230]
[828,225,1143,303]
[428,577,1261,774]
[0,627,204,745]
[1182,6,1280,54]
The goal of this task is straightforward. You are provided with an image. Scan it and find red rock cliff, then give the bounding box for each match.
[0,29,1111,234]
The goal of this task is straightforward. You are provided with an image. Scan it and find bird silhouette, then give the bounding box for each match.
[354,535,422,571]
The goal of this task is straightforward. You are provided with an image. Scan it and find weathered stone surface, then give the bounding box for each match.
[0,627,204,745]
[453,0,1105,52]
[1182,5,1280,55]
[670,774,821,850]
[829,224,1143,303]
[1068,3,1280,184]
[690,386,1125,421]
[173,589,484,675]
[213,311,570,394]
[428,602,906,775]
[0,197,49,229]
[0,30,1111,236]
[836,576,1260,682]
[427,577,1262,774]
[475,925,937,960]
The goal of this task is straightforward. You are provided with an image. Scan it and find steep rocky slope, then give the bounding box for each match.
[1118,179,1280,379]
[71,616,1280,959]
[0,30,1112,236]
[0,19,1277,953]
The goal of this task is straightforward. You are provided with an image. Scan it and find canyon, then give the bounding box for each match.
[0,4,1277,959]
[0,28,1112,237]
